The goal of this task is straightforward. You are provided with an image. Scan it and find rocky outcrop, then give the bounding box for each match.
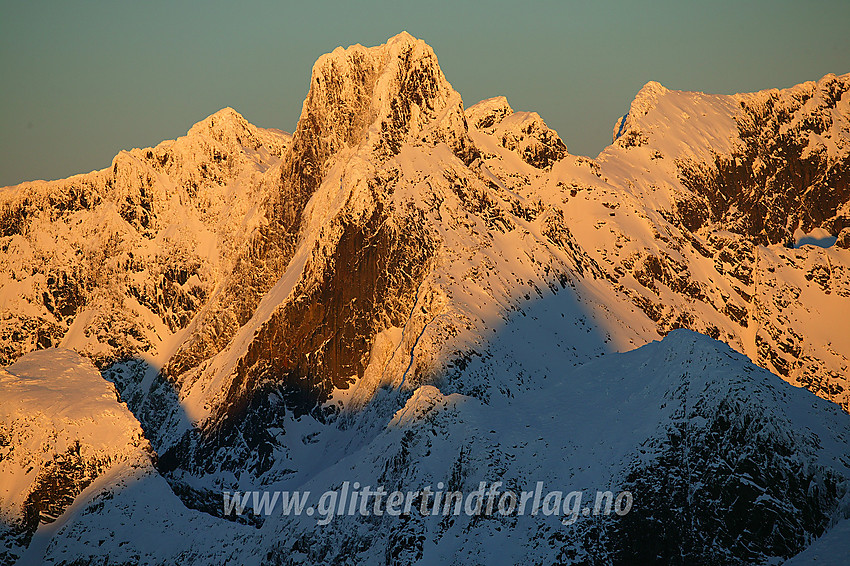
[466,97,567,169]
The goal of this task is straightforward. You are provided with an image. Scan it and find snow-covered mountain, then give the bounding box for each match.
[0,349,149,564]
[1,32,849,564]
[0,107,290,367]
[13,331,850,565]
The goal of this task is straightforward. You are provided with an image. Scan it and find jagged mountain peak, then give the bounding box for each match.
[385,29,417,46]
[102,105,289,192]
[179,106,290,158]
[186,106,251,141]
[315,30,433,75]
[612,80,671,143]
[262,32,476,259]
[289,32,466,170]
[636,79,669,97]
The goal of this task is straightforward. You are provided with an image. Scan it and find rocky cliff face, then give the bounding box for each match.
[1,32,849,565]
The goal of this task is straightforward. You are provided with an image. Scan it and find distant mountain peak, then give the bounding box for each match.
[465,96,514,129]
[184,106,260,148]
[190,105,244,127]
[297,31,463,158]
[385,29,418,46]
[279,32,472,211]
[613,80,670,142]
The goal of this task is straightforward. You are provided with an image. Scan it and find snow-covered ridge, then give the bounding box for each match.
[0,107,290,368]
[294,329,850,564]
[0,348,149,562]
[594,70,850,410]
[612,79,669,143]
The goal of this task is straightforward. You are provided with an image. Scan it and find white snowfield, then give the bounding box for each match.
[0,32,849,564]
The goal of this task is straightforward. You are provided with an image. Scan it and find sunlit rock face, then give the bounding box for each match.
[1,32,850,566]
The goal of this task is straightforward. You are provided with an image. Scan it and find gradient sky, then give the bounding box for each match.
[1,0,849,187]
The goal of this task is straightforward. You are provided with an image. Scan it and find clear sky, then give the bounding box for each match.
[1,0,849,187]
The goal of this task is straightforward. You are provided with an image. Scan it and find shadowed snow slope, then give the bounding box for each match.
[22,330,850,565]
